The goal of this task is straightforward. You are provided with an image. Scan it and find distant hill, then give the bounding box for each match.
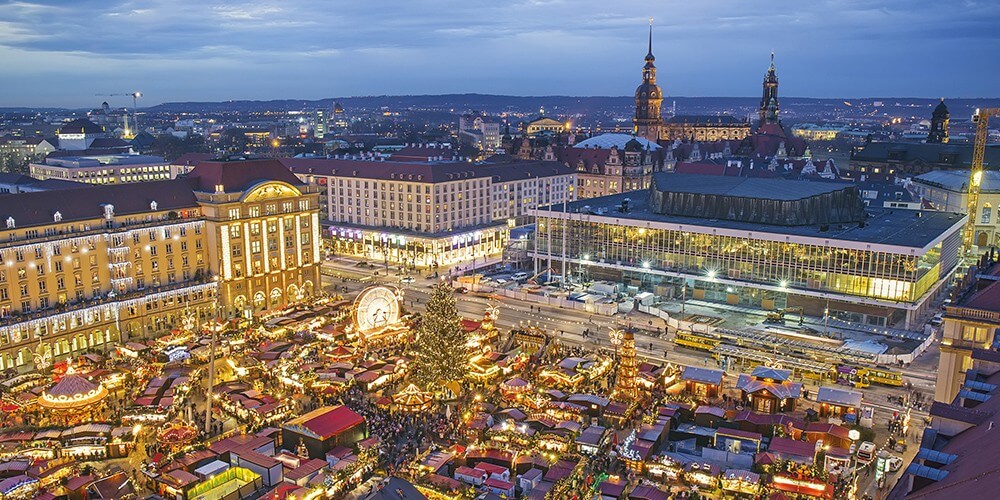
[144,94,1000,120]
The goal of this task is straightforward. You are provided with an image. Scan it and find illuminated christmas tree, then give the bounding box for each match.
[408,282,469,390]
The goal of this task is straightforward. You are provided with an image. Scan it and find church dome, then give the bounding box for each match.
[933,99,949,118]
[635,82,662,99]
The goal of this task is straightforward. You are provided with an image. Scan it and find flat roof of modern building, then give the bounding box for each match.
[537,190,965,251]
[652,173,854,201]
[40,154,166,168]
[913,169,1000,194]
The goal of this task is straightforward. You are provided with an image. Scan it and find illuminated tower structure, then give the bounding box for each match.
[927,98,950,144]
[611,328,639,400]
[633,20,663,142]
[759,51,780,126]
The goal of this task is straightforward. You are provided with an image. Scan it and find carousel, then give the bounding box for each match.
[500,377,532,398]
[392,383,433,413]
[156,420,200,451]
[37,364,108,424]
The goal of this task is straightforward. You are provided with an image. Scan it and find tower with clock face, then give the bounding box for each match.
[353,286,401,334]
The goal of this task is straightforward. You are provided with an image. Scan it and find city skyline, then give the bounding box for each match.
[0,0,998,107]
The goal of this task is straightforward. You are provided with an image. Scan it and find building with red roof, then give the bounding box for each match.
[281,405,366,460]
[889,349,1000,499]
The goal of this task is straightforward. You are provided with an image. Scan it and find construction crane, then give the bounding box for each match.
[963,107,1000,251]
[94,91,142,137]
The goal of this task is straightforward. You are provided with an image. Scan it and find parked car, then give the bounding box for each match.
[887,455,903,472]
[400,276,415,283]
[930,314,943,326]
[512,272,529,281]
[454,286,469,294]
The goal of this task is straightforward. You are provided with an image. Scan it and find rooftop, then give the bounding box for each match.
[653,172,851,201]
[541,188,964,250]
[186,159,305,193]
[59,118,104,135]
[852,141,1000,168]
[913,169,1000,194]
[41,154,165,168]
[0,179,198,230]
[890,369,1000,498]
[283,405,364,440]
[282,156,575,184]
[816,386,863,407]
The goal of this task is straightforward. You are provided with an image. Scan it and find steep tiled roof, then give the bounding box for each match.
[961,281,1000,313]
[186,159,304,193]
[171,153,215,167]
[892,369,1000,498]
[0,180,198,230]
[59,118,104,135]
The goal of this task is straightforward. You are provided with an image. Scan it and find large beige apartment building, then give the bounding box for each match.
[283,157,576,268]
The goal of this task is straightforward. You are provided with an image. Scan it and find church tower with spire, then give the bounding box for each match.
[633,20,663,142]
[759,51,780,126]
[927,98,950,144]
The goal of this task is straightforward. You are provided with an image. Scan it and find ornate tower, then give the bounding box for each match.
[759,51,780,126]
[633,20,663,142]
[927,98,950,144]
[610,328,639,400]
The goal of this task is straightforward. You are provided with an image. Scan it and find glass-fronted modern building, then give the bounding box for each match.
[531,174,966,328]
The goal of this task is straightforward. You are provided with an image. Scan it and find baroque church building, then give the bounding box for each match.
[633,26,750,143]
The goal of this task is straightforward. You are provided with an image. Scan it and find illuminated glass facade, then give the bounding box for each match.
[533,212,962,327]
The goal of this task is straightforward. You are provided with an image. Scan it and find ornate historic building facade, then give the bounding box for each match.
[661,115,751,142]
[188,159,322,316]
[559,134,660,199]
[0,159,321,373]
[927,98,950,144]
[632,26,751,143]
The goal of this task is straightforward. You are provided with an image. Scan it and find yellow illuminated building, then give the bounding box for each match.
[0,159,321,373]
[935,280,1000,403]
[187,159,322,315]
[532,175,964,328]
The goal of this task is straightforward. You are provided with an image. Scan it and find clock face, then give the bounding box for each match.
[354,286,400,334]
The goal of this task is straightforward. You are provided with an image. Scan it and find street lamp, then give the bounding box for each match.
[849,428,861,493]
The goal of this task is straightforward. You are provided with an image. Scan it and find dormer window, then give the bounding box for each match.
[150,201,158,211]
[5,217,13,229]
[103,204,115,220]
[215,184,224,193]
[53,212,62,222]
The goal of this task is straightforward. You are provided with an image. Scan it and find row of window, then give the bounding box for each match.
[227,200,311,220]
